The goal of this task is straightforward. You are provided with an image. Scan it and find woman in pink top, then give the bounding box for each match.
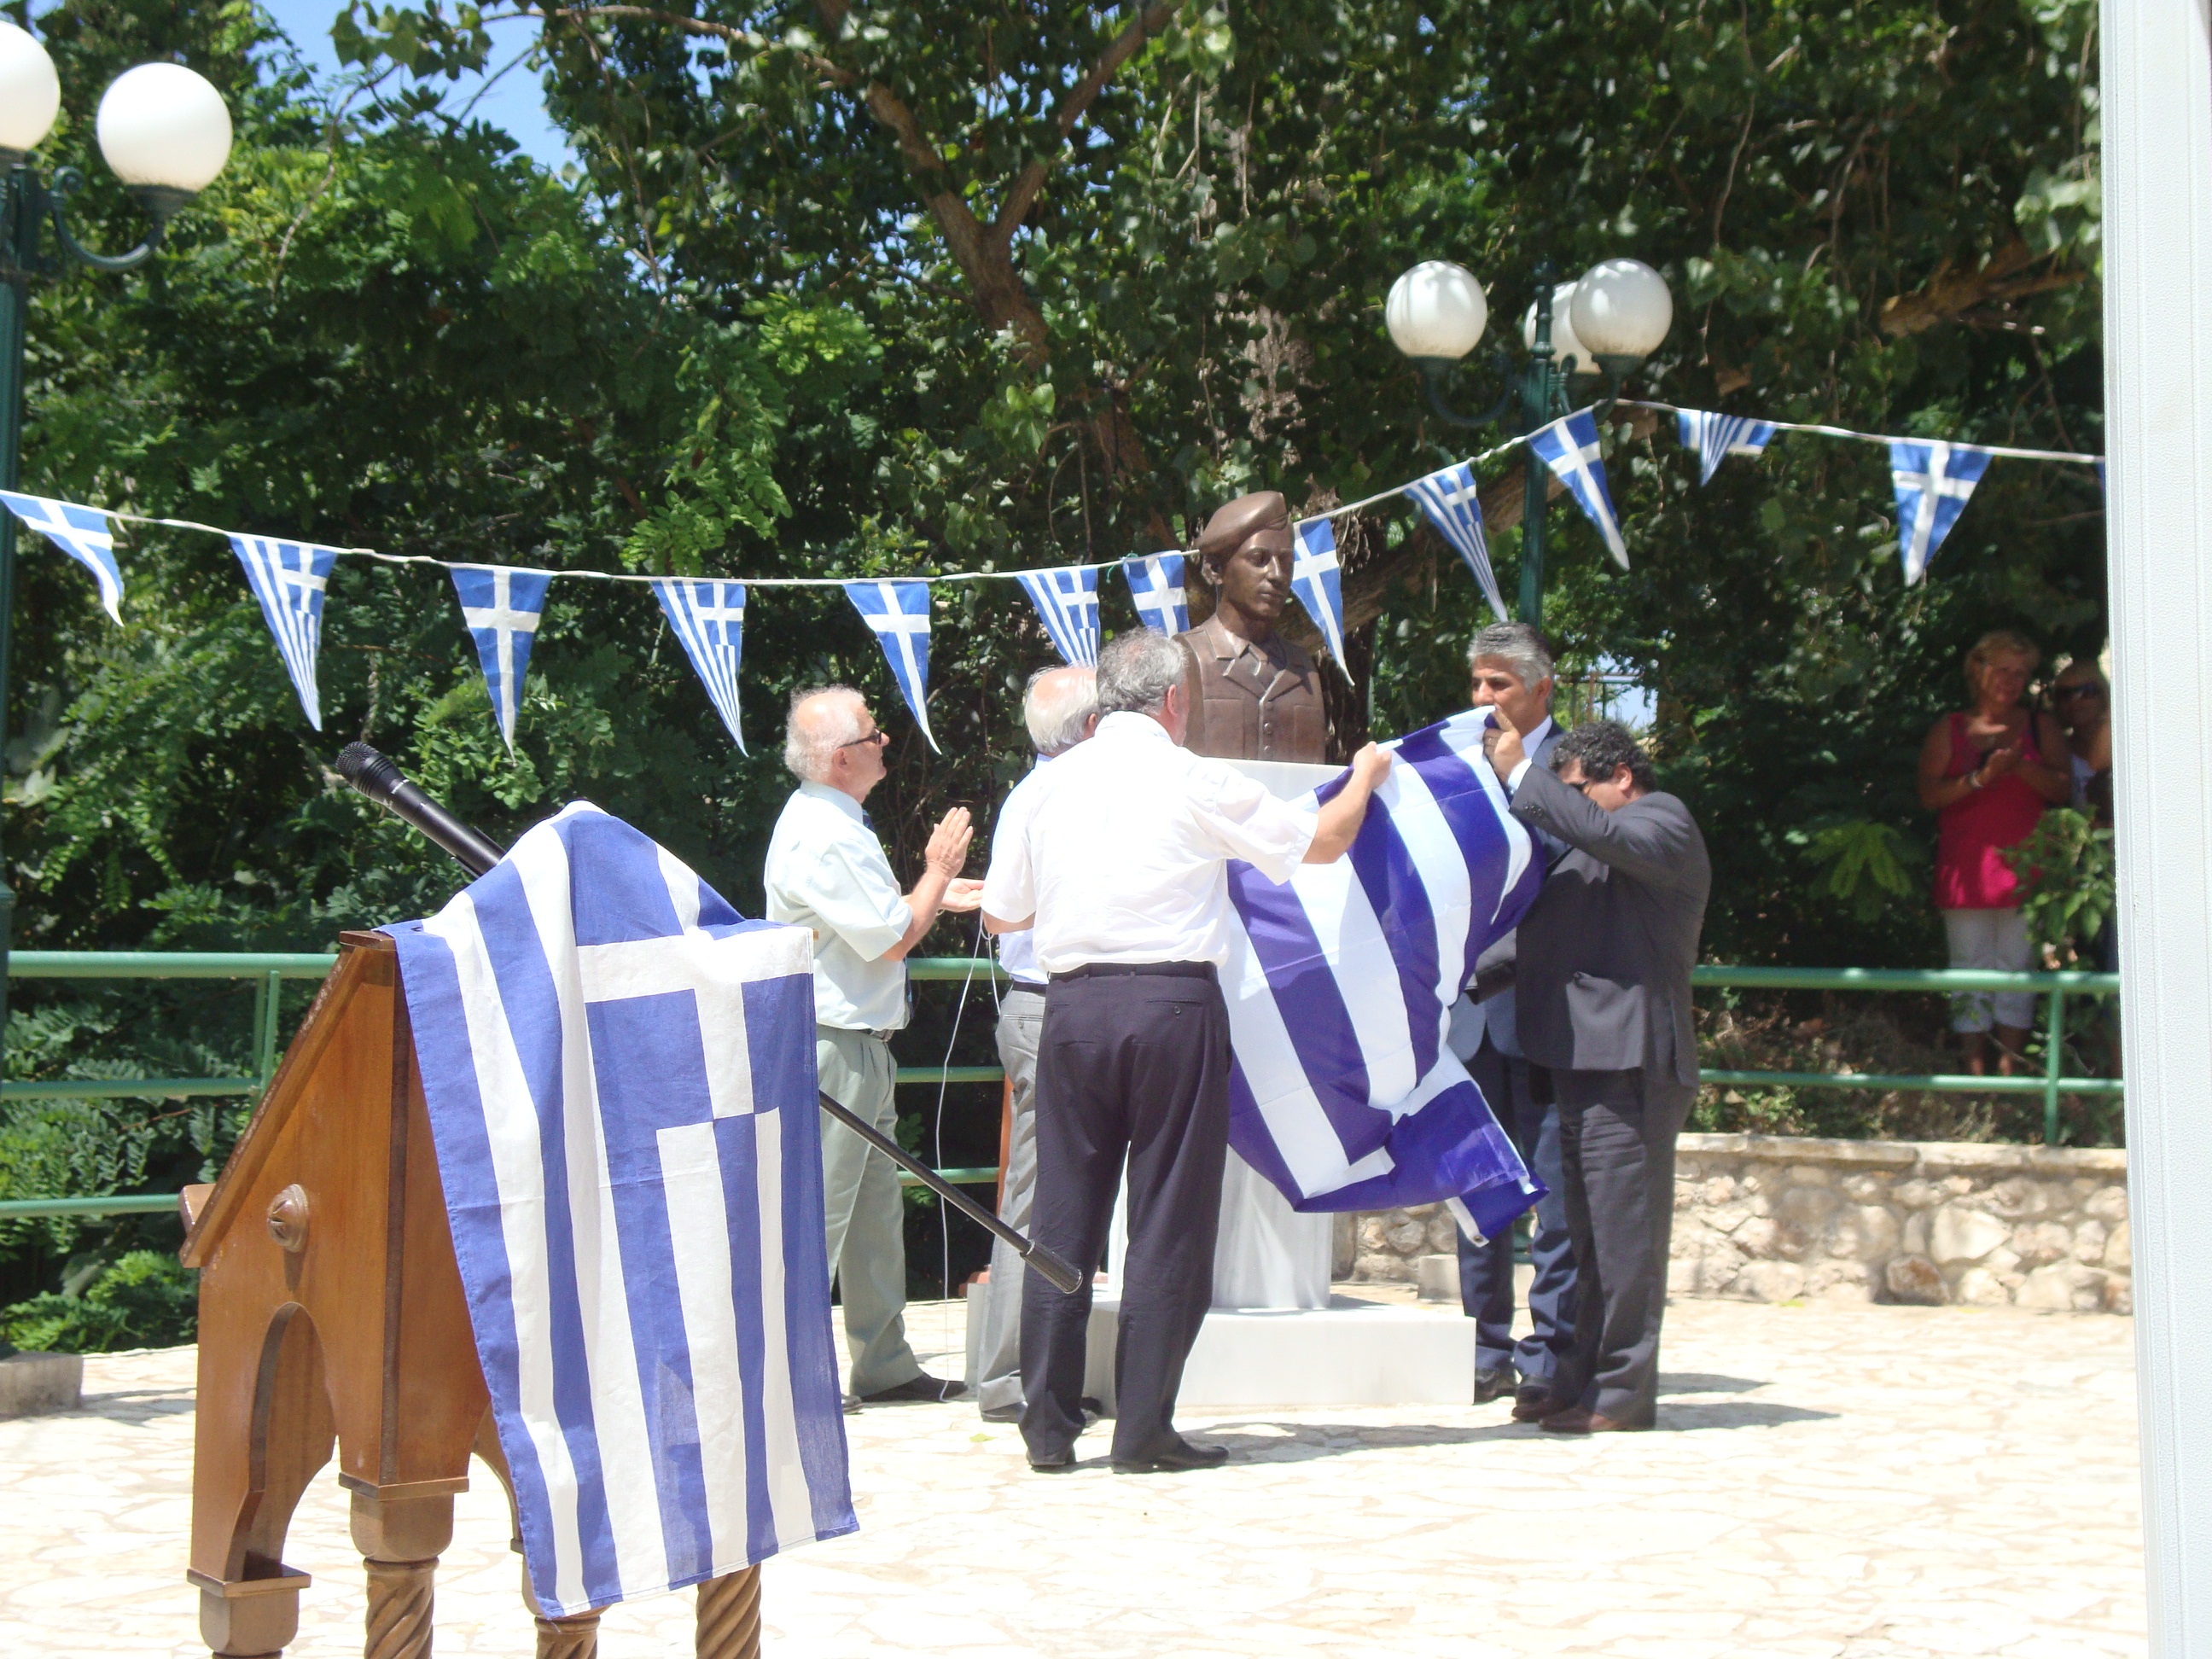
[1915,631,2073,1074]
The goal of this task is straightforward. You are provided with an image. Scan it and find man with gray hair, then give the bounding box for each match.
[765,684,981,1407]
[971,664,1100,1421]
[982,629,1391,1473]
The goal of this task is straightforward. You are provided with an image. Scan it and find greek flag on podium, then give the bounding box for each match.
[387,804,855,1619]
[1221,709,1546,1240]
[1890,439,1993,585]
[652,579,749,754]
[1120,551,1189,635]
[1014,563,1102,665]
[1528,410,1630,568]
[1406,462,1509,620]
[842,579,937,750]
[451,565,553,750]
[230,536,341,729]
[1675,410,1778,486]
[1289,518,1348,663]
[1,491,125,621]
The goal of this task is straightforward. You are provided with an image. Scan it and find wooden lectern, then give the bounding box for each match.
[179,932,762,1659]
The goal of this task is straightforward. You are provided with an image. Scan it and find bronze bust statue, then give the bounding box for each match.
[1175,490,1328,762]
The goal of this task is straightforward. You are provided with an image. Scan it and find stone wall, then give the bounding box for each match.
[1342,1132,2131,1313]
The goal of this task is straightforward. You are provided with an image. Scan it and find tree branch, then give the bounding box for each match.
[992,0,1178,243]
[1878,239,2086,338]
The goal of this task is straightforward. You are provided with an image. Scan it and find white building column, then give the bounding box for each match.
[2102,0,2212,1645]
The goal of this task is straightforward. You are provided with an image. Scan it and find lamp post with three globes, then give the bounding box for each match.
[0,18,233,1029]
[1384,256,1674,624]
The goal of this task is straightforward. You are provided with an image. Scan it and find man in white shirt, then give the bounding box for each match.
[981,631,1391,1473]
[972,664,1099,1422]
[765,685,981,1406]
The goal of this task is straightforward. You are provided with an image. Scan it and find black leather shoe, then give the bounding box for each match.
[1111,1438,1229,1474]
[841,1394,862,1416]
[1027,1447,1077,1472]
[862,1372,968,1404]
[1474,1366,1516,1404]
[1511,1388,1573,1423]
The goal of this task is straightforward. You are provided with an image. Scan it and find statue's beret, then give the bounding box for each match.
[1197,491,1291,560]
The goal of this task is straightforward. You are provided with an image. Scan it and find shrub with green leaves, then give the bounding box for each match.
[1,1250,200,1354]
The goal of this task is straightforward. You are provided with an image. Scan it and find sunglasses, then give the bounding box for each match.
[2055,684,2105,701]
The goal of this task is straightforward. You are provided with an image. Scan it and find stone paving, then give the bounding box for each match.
[0,1293,2145,1657]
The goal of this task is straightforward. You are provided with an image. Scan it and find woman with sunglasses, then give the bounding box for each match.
[2050,659,2113,812]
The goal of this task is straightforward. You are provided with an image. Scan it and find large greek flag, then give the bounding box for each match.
[1222,709,1545,1238]
[387,805,854,1618]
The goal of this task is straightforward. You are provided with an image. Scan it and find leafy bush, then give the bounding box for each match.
[2005,807,2116,957]
[1,1250,199,1354]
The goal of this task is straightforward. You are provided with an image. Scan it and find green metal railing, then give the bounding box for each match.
[0,952,2122,1221]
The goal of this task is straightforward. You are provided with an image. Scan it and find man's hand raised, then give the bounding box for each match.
[924,806,974,877]
[1486,713,1527,783]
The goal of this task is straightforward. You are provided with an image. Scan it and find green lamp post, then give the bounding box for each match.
[0,20,234,1043]
[1384,256,1674,624]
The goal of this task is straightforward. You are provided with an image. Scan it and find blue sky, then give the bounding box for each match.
[256,0,574,167]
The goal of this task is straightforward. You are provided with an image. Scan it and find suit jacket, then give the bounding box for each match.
[1174,614,1328,762]
[1469,719,1565,1007]
[1507,765,1710,1091]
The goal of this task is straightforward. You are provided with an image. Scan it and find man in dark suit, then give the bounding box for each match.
[1486,716,1709,1434]
[1452,623,1580,1418]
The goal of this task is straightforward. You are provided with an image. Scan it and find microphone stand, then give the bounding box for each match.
[333,742,1083,1296]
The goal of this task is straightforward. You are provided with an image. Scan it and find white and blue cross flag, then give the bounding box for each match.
[1289,518,1348,664]
[230,536,342,730]
[451,564,554,751]
[1120,551,1189,635]
[1889,439,1993,585]
[1014,563,1102,666]
[1406,462,1509,621]
[1675,410,1778,486]
[1,491,125,621]
[652,579,749,754]
[842,579,937,751]
[1528,410,1630,568]
[1221,710,1546,1240]
[387,804,855,1618]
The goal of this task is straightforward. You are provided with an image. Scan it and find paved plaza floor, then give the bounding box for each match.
[0,1291,2145,1657]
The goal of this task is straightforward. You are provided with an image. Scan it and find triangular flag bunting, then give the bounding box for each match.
[1290,518,1348,663]
[1889,440,1993,585]
[1528,411,1629,569]
[1675,410,1778,486]
[229,537,343,730]
[1,491,124,621]
[843,579,937,751]
[651,578,749,754]
[1014,564,1102,665]
[449,564,553,750]
[1406,462,1508,621]
[1120,552,1188,635]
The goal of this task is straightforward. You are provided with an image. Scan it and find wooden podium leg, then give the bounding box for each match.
[694,1568,761,1659]
[349,1491,452,1659]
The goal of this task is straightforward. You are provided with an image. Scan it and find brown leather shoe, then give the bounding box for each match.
[1511,1389,1573,1423]
[1540,1407,1643,1434]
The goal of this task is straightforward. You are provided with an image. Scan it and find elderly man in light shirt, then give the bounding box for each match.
[766,684,981,1406]
[972,664,1100,1423]
[982,631,1391,1474]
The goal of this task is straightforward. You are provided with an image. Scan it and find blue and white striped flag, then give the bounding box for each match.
[1675,410,1778,486]
[386,803,855,1618]
[1,491,124,621]
[230,536,341,730]
[652,579,749,754]
[842,579,937,751]
[1290,518,1348,664]
[451,564,553,751]
[1406,462,1508,620]
[1120,551,1189,635]
[1014,563,1102,665]
[1890,439,1993,585]
[1528,410,1630,568]
[1222,709,1546,1239]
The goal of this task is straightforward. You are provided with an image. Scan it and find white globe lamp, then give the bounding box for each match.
[1385,261,1488,361]
[1522,282,1598,375]
[0,20,61,157]
[1570,258,1674,361]
[96,61,232,207]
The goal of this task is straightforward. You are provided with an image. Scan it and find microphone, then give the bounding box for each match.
[333,743,506,878]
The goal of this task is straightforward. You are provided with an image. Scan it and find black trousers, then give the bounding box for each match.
[1020,966,1231,1463]
[1551,1067,1694,1427]
[1456,1039,1580,1385]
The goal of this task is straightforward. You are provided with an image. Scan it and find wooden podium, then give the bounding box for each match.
[178,932,761,1659]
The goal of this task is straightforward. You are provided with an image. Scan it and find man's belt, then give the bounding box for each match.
[1048,960,1216,984]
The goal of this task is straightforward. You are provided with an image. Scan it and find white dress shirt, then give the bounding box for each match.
[982,712,1318,974]
[1503,713,1557,795]
[990,757,1054,987]
[764,781,912,1032]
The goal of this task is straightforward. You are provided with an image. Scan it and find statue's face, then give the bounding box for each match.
[1213,527,1295,626]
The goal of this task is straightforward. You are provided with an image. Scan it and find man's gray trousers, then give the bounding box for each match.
[817,1026,923,1397]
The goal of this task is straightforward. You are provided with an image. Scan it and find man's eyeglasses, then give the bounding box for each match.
[836,729,890,751]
